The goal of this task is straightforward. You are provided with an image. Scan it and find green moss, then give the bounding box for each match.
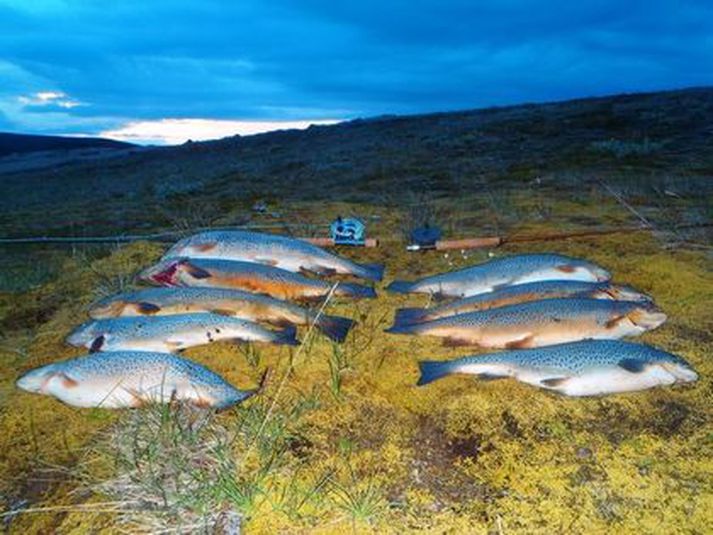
[1,199,711,533]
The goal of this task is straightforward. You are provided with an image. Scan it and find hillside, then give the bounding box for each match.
[0,87,712,238]
[0,132,134,158]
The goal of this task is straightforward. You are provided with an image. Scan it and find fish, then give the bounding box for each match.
[386,253,610,298]
[161,229,385,281]
[385,298,666,348]
[16,351,256,409]
[139,257,376,301]
[66,313,299,353]
[393,280,651,325]
[416,340,698,396]
[89,287,355,342]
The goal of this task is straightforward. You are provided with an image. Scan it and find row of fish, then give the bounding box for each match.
[16,233,699,409]
[17,230,384,409]
[384,253,697,396]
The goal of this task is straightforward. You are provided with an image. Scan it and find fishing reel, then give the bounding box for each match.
[330,216,366,246]
[407,224,443,251]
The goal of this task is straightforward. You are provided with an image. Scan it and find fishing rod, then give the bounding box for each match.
[406,222,713,251]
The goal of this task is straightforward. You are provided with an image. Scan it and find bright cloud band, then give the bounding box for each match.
[99,118,341,145]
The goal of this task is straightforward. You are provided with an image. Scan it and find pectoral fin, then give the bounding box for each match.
[605,315,626,329]
[59,373,79,388]
[556,264,577,273]
[184,262,212,279]
[89,335,105,353]
[505,335,535,349]
[137,302,161,314]
[618,358,646,373]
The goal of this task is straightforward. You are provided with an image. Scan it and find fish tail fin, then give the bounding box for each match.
[393,307,428,326]
[336,283,377,299]
[386,280,414,294]
[359,263,385,282]
[417,360,455,386]
[384,322,418,335]
[317,314,355,343]
[274,324,300,346]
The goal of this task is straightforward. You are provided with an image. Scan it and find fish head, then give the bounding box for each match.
[89,296,126,318]
[626,302,667,330]
[585,263,611,282]
[66,320,101,347]
[139,258,184,286]
[16,363,61,393]
[595,283,652,302]
[659,358,699,384]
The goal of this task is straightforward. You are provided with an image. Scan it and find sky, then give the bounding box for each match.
[0,1,711,145]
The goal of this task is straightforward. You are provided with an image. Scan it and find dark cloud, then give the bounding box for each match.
[0,0,711,139]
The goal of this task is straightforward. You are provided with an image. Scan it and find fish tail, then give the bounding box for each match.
[316,314,355,343]
[386,280,414,294]
[358,263,385,282]
[384,321,419,335]
[336,283,377,299]
[273,324,300,346]
[393,307,429,325]
[417,360,456,386]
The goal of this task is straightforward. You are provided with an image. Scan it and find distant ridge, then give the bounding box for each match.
[0,132,134,158]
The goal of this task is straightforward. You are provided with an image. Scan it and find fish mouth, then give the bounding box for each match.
[661,362,699,383]
[16,366,57,393]
[592,266,611,282]
[66,321,97,346]
[628,307,667,330]
[603,284,652,302]
[139,259,182,286]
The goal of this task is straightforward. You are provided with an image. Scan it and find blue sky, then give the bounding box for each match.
[1,0,711,144]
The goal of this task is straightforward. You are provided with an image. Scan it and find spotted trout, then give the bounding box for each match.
[393,280,651,325]
[139,257,376,301]
[416,340,697,396]
[67,313,299,353]
[162,230,384,281]
[385,298,666,348]
[387,253,610,298]
[90,287,354,342]
[16,351,256,408]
